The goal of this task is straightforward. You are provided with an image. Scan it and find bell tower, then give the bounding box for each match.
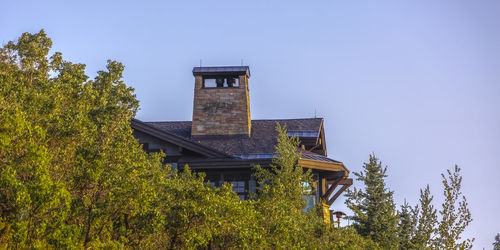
[191,66,251,137]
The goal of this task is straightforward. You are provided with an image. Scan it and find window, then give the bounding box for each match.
[170,162,177,171]
[203,76,239,88]
[287,131,319,138]
[230,181,245,193]
[303,181,317,212]
[204,181,215,187]
[229,180,247,199]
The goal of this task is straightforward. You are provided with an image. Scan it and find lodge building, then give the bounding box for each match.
[131,66,352,213]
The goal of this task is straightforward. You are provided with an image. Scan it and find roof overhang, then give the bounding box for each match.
[178,156,348,176]
[298,158,349,176]
[192,66,251,78]
[131,119,230,158]
[179,158,271,169]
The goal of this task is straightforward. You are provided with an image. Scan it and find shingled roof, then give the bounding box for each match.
[145,118,336,161]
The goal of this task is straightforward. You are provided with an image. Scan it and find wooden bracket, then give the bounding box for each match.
[321,178,341,200]
[327,184,350,205]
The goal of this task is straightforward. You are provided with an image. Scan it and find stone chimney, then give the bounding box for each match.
[191,66,251,137]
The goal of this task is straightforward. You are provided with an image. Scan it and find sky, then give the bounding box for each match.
[2,0,499,248]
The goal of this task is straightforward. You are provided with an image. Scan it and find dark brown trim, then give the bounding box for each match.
[131,119,230,158]
[320,171,345,180]
[179,158,272,169]
[322,178,341,200]
[327,184,350,205]
[326,178,353,185]
[324,178,353,205]
[298,158,347,172]
[319,120,327,156]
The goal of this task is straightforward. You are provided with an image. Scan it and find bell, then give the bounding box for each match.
[216,78,224,87]
[227,77,235,87]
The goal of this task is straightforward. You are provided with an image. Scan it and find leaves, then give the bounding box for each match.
[433,165,474,249]
[1,30,474,249]
[0,30,161,248]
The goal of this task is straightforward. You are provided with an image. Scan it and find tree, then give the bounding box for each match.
[148,166,263,249]
[0,29,166,248]
[345,154,400,249]
[398,200,416,249]
[252,123,315,248]
[0,29,383,249]
[410,184,437,249]
[432,165,474,249]
[253,123,379,249]
[493,233,500,250]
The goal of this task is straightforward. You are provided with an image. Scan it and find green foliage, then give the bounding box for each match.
[432,165,474,249]
[0,29,164,248]
[397,185,438,250]
[493,233,500,250]
[253,123,314,248]
[253,124,377,249]
[398,201,416,249]
[148,166,264,249]
[410,184,437,249]
[1,30,379,249]
[396,166,473,250]
[345,154,400,249]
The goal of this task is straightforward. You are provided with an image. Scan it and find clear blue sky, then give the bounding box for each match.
[2,0,499,248]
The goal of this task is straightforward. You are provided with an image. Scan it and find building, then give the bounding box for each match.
[131,66,352,211]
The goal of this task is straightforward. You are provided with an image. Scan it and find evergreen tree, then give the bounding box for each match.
[411,184,437,249]
[493,233,500,250]
[398,201,416,249]
[253,123,378,249]
[345,154,400,249]
[433,165,474,249]
[253,123,314,248]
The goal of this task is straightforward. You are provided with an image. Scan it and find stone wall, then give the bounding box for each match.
[191,75,251,136]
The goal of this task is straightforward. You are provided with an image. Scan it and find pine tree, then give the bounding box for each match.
[411,184,437,249]
[398,201,416,249]
[345,154,400,249]
[493,233,500,250]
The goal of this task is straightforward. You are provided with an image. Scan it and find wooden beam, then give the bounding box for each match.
[327,184,350,205]
[322,178,341,200]
[321,178,327,196]
[326,178,353,185]
[298,158,346,172]
[320,171,345,181]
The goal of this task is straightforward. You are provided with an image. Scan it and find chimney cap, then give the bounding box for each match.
[193,66,250,77]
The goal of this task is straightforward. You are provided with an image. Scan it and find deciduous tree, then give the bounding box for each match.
[0,30,164,248]
[433,165,474,249]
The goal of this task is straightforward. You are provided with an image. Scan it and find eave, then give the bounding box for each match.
[298,158,348,176]
[131,118,231,158]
